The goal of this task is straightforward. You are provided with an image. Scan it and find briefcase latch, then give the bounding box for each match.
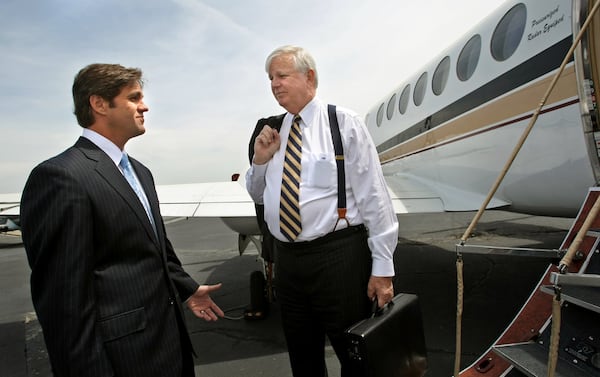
[348,339,364,361]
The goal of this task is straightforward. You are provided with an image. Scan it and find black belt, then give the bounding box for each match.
[275,224,366,250]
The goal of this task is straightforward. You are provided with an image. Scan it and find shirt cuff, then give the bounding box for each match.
[371,258,395,277]
[252,162,268,175]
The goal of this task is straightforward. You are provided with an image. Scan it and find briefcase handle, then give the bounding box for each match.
[371,297,395,318]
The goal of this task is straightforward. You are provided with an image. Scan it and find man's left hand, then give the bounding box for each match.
[186,283,225,321]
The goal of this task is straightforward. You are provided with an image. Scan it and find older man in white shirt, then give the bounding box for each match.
[246,45,398,377]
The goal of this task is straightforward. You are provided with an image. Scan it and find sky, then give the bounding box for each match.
[0,0,506,193]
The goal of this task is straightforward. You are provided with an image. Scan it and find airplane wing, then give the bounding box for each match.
[157,181,256,218]
[156,174,510,235]
[1,175,509,236]
[155,178,441,230]
[156,181,260,236]
[385,174,510,214]
[0,193,21,232]
[0,193,21,215]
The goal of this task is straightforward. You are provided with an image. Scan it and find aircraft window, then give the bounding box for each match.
[376,103,385,127]
[432,56,451,95]
[386,93,397,120]
[457,34,481,81]
[399,84,410,114]
[491,3,527,61]
[413,72,428,106]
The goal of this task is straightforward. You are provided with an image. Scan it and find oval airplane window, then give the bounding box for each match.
[457,34,481,81]
[432,56,451,95]
[399,84,410,114]
[414,72,428,106]
[386,93,397,120]
[376,103,385,127]
[491,3,527,61]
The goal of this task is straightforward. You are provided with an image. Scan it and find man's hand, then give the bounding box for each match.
[367,276,394,308]
[186,283,225,321]
[253,125,281,165]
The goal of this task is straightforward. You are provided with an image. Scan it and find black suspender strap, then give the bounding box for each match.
[327,104,349,229]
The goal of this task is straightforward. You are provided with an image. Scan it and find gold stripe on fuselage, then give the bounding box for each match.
[379,65,578,164]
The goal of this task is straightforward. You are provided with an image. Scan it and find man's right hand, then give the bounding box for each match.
[253,125,281,165]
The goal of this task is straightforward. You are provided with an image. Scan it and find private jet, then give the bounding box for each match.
[361,0,600,375]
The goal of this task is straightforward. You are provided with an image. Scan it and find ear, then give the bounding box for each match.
[89,95,108,115]
[306,69,315,84]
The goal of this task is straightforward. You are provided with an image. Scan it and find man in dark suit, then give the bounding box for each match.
[20,63,224,377]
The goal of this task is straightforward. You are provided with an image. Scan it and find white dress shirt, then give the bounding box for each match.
[82,129,144,185]
[82,129,153,222]
[246,97,398,276]
[82,128,123,167]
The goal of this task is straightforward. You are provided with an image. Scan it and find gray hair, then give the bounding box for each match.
[265,45,319,88]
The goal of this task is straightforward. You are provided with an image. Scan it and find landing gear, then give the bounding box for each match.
[244,270,269,320]
[240,234,275,320]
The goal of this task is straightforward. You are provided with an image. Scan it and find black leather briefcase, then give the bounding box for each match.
[345,293,428,377]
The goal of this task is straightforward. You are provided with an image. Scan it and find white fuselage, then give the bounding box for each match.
[366,0,599,217]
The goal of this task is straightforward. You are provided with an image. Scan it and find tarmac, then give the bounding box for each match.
[0,210,574,377]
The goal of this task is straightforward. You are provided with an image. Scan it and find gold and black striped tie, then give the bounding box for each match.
[280,115,302,241]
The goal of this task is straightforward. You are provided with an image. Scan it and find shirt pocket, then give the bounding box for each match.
[306,152,336,189]
[98,307,147,342]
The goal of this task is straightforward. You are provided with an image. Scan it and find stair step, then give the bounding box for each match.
[540,274,600,314]
[493,342,594,377]
[586,229,600,237]
[560,285,600,313]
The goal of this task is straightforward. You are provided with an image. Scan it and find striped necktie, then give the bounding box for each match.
[280,115,302,241]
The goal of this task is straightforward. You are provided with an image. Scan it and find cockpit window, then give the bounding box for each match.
[457,34,481,81]
[491,3,527,61]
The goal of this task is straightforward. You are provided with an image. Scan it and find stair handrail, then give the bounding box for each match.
[558,195,600,274]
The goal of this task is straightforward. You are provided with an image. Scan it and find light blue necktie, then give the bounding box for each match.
[119,154,157,235]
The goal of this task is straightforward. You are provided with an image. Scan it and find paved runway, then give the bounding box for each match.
[0,210,573,377]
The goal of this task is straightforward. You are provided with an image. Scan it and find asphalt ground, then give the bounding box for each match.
[0,210,574,377]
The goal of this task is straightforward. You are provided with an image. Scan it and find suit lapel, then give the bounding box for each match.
[129,157,166,248]
[76,138,160,247]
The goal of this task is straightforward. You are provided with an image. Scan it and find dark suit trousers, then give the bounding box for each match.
[275,225,372,377]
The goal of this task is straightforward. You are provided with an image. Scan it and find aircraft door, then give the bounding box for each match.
[574,0,600,184]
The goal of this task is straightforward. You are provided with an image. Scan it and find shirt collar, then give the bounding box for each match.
[295,97,321,127]
[81,128,124,167]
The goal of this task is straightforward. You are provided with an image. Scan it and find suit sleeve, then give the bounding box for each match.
[164,234,199,300]
[248,118,264,164]
[248,116,284,262]
[21,162,113,376]
[127,158,200,301]
[248,114,285,163]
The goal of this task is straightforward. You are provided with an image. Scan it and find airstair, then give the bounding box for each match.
[459,187,600,377]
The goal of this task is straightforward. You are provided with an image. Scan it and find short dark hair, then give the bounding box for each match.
[72,63,143,128]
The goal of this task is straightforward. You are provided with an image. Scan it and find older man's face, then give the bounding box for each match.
[268,54,315,114]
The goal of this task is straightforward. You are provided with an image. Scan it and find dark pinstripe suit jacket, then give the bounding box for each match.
[21,137,199,377]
